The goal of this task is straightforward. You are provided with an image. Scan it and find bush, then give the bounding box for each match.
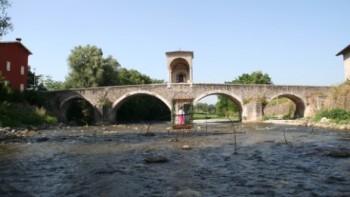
[25,90,48,107]
[312,108,350,124]
[0,102,58,127]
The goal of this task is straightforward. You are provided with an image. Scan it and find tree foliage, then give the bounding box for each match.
[118,68,164,85]
[42,75,65,91]
[0,0,13,38]
[66,98,94,125]
[27,67,46,90]
[118,68,153,85]
[216,71,272,117]
[228,70,272,85]
[65,45,120,88]
[194,102,216,114]
[215,96,239,116]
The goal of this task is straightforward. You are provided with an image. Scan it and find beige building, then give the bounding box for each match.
[166,50,194,83]
[336,44,350,81]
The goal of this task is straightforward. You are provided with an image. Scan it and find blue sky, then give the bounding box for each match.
[3,0,350,87]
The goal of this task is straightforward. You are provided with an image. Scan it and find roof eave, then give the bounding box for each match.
[336,44,350,56]
[0,41,32,55]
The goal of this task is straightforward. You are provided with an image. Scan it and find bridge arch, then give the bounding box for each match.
[266,93,306,118]
[109,90,171,123]
[194,90,243,106]
[112,90,171,109]
[194,90,243,120]
[59,94,96,124]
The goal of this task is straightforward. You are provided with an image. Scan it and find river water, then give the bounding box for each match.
[1,123,350,197]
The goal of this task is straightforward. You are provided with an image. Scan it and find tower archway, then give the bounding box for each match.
[166,51,194,83]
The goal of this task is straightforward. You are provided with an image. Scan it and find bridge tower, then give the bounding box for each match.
[166,50,194,83]
[336,44,350,81]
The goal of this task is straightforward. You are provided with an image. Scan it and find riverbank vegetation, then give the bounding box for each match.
[311,108,350,124]
[0,101,57,127]
[0,76,58,127]
[310,81,350,124]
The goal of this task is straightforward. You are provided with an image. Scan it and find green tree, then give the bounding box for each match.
[27,67,46,90]
[65,45,120,88]
[195,102,209,113]
[42,75,65,91]
[229,70,272,84]
[0,0,13,38]
[118,68,155,85]
[0,71,13,101]
[215,95,239,116]
[118,68,152,85]
[216,71,272,117]
[118,68,165,85]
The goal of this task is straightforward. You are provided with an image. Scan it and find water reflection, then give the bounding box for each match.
[1,123,350,196]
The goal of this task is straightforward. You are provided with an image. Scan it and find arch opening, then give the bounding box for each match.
[264,94,305,119]
[170,58,190,83]
[63,97,95,125]
[114,94,171,124]
[194,94,243,122]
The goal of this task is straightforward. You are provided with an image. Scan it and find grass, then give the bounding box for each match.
[0,101,58,127]
[311,108,350,124]
[192,113,240,121]
[193,113,224,120]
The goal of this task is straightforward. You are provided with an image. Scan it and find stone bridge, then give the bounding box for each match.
[47,83,331,124]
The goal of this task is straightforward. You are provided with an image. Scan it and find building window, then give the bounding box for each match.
[20,84,24,92]
[6,61,11,71]
[178,74,184,82]
[177,73,186,83]
[21,66,25,75]
[4,81,9,86]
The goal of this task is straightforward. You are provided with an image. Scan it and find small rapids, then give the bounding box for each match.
[1,123,350,197]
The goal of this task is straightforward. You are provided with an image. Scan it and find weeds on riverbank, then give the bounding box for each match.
[325,81,350,110]
[311,108,350,124]
[0,101,58,127]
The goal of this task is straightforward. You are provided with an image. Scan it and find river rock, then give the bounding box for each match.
[182,144,192,150]
[320,117,331,123]
[327,151,350,158]
[144,156,168,163]
[169,138,179,142]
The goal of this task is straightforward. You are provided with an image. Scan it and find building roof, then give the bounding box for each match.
[0,39,32,55]
[166,50,194,58]
[336,44,350,56]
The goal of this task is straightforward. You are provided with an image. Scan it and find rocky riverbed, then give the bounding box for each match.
[1,122,350,196]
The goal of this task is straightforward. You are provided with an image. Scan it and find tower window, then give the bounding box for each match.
[178,74,184,82]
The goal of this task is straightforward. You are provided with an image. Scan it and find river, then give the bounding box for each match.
[1,123,350,197]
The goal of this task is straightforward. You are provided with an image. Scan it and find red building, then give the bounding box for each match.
[0,38,32,92]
